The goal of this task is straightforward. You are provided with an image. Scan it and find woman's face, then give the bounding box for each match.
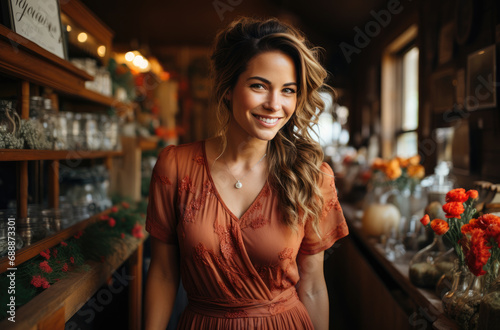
[227,51,297,141]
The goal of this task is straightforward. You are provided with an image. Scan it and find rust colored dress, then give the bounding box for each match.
[146,141,348,329]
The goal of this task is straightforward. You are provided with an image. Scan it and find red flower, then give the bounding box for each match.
[466,190,479,200]
[120,233,125,239]
[121,201,130,209]
[100,214,110,220]
[70,257,75,264]
[60,241,68,247]
[446,188,468,203]
[430,219,450,235]
[62,263,69,272]
[111,206,118,213]
[74,230,83,239]
[108,218,116,228]
[420,214,430,226]
[31,275,43,288]
[463,229,491,276]
[39,260,53,274]
[41,278,50,289]
[442,202,465,219]
[52,248,58,258]
[132,223,144,239]
[40,249,50,260]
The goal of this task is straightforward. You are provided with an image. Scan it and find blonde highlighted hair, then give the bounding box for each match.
[211,17,332,232]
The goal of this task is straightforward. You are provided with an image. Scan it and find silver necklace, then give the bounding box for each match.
[223,153,267,189]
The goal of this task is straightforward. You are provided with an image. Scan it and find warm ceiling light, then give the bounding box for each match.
[97,45,106,57]
[77,32,88,43]
[139,59,149,69]
[66,25,72,32]
[125,51,135,61]
[133,55,144,67]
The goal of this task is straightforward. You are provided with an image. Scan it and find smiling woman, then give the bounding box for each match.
[144,17,348,330]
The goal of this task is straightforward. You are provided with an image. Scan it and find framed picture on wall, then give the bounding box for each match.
[2,0,66,59]
[466,45,497,111]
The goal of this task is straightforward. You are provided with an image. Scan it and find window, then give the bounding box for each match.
[396,46,419,157]
[381,25,419,159]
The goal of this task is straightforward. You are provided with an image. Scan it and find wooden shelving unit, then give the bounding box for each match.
[0,149,123,161]
[0,1,144,329]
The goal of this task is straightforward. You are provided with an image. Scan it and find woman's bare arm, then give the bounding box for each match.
[296,251,329,330]
[144,237,180,330]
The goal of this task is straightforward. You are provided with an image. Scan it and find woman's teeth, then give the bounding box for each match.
[257,116,278,124]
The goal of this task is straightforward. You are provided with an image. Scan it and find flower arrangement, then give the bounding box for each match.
[420,188,500,277]
[371,155,425,192]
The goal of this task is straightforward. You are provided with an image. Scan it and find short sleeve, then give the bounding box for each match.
[299,162,349,255]
[145,145,179,245]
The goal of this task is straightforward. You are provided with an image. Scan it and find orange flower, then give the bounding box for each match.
[442,202,465,219]
[461,223,474,235]
[385,159,402,180]
[420,214,430,226]
[407,164,425,179]
[396,157,409,168]
[371,158,386,171]
[446,188,468,203]
[431,219,450,235]
[463,229,491,276]
[466,190,479,200]
[408,155,421,166]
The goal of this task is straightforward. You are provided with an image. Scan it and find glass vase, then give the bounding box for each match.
[478,261,500,330]
[442,260,474,321]
[408,234,454,288]
[453,275,486,330]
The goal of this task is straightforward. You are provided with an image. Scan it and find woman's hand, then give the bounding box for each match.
[144,237,180,330]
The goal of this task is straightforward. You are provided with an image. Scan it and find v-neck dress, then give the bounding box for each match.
[146,141,348,329]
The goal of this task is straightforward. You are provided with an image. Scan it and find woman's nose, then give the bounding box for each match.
[264,91,282,111]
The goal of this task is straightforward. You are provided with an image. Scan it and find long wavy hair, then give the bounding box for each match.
[211,17,331,233]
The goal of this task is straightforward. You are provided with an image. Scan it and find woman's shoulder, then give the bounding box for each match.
[158,140,204,157]
[155,140,205,169]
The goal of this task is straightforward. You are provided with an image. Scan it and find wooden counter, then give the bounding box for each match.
[325,204,459,330]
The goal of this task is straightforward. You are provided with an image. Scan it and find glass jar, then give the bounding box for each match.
[16,216,46,246]
[0,100,24,149]
[21,96,51,149]
[409,234,455,288]
[55,111,69,150]
[84,113,99,150]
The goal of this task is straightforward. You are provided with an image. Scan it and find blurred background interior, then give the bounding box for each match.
[1,0,500,329]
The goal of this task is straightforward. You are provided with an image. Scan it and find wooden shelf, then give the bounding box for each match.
[0,209,113,274]
[0,235,147,329]
[138,136,160,151]
[0,25,127,110]
[0,149,123,161]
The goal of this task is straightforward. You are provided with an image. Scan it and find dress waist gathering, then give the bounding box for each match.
[186,287,301,318]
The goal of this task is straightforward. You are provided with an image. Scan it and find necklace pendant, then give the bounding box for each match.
[235,181,243,189]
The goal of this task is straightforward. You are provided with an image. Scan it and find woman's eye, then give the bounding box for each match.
[283,88,296,94]
[250,83,265,90]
